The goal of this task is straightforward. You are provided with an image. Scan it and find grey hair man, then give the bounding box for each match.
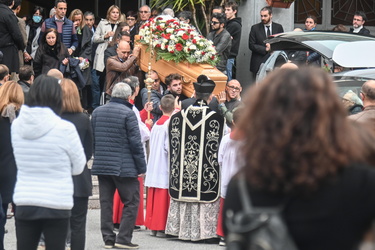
[91,82,146,249]
[162,8,174,17]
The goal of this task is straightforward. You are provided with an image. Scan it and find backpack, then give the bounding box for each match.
[225,176,298,250]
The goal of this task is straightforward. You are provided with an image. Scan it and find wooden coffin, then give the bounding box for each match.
[137,44,227,97]
[266,0,294,8]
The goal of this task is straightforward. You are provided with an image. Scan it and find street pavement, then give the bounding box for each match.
[4,208,223,250]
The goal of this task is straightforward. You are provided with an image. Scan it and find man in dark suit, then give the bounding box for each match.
[349,11,370,36]
[248,6,284,81]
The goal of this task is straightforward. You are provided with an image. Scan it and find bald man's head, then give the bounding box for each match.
[116,41,131,61]
[280,62,299,70]
[47,69,64,80]
[361,80,375,101]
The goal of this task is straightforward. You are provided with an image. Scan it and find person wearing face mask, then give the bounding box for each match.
[25,6,45,65]
[33,28,69,77]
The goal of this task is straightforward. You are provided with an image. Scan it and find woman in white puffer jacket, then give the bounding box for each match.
[11,74,86,250]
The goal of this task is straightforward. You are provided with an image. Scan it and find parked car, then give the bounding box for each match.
[257,31,375,82]
[333,68,375,97]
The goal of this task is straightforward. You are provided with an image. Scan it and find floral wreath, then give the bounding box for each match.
[138,15,219,66]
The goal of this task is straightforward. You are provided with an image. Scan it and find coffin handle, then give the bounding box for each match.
[181,75,191,84]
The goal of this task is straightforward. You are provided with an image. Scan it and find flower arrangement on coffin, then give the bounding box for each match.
[138,15,219,66]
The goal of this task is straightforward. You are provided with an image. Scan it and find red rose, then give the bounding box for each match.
[192,39,197,44]
[201,51,206,55]
[182,34,189,40]
[175,43,183,51]
[170,50,174,54]
[162,33,171,39]
[156,25,163,31]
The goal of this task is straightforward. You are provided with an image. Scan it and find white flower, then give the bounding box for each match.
[177,30,185,36]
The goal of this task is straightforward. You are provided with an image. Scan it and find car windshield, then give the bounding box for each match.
[336,79,364,98]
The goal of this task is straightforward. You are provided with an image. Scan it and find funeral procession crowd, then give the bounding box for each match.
[1,0,375,249]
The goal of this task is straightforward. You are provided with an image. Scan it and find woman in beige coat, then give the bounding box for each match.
[93,5,121,73]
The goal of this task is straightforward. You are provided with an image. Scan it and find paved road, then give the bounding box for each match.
[4,209,223,250]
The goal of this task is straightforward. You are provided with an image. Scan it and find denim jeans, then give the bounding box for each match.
[91,69,101,109]
[226,58,235,81]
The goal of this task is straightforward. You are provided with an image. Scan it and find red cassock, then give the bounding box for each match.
[144,187,170,230]
[216,197,225,237]
[113,176,145,226]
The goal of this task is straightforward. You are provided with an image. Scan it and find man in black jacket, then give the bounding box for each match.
[225,1,242,81]
[249,6,284,81]
[17,65,34,97]
[207,13,232,74]
[349,11,371,36]
[0,0,25,77]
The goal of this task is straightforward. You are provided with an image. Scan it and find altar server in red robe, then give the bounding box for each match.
[144,94,176,236]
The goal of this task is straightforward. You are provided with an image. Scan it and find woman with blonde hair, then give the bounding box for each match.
[92,5,121,108]
[69,9,84,33]
[0,81,24,250]
[69,9,84,57]
[93,5,121,73]
[60,78,93,250]
[224,68,375,250]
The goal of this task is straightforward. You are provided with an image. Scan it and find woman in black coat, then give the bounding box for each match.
[224,68,375,250]
[33,28,69,77]
[60,78,93,250]
[0,81,24,250]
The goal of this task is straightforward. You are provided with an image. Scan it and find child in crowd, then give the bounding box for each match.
[216,107,244,246]
[144,94,176,236]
